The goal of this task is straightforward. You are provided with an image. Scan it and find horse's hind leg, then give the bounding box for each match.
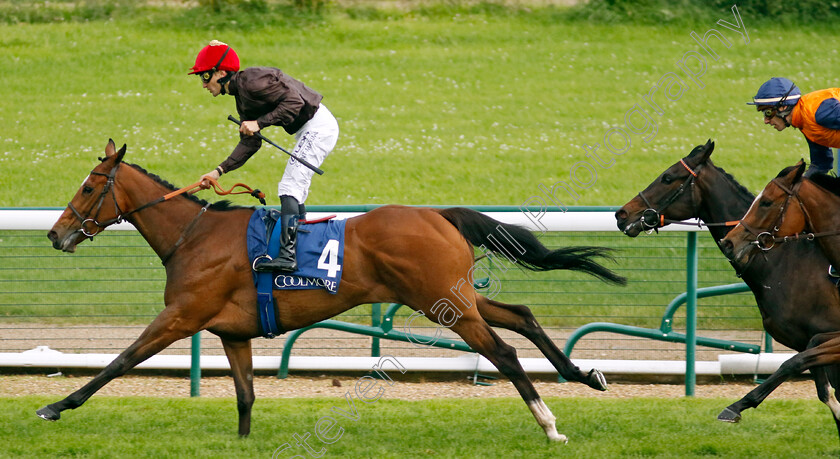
[718,331,840,424]
[813,366,840,440]
[36,306,203,422]
[450,317,567,442]
[220,338,255,437]
[475,295,606,391]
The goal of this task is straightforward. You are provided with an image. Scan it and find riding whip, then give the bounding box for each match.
[227,115,325,175]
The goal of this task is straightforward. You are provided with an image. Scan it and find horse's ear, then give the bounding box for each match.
[687,139,714,165]
[116,144,127,164]
[103,139,126,163]
[793,159,806,183]
[104,139,117,159]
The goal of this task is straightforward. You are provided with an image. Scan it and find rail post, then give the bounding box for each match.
[371,303,381,357]
[190,332,201,397]
[685,233,698,396]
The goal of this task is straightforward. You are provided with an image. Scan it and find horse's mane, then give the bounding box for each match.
[126,163,250,211]
[707,160,756,201]
[808,172,840,198]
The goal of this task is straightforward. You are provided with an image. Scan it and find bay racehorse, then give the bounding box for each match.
[38,140,626,442]
[614,141,840,436]
[720,161,840,438]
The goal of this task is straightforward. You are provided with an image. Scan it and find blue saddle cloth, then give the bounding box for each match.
[247,208,346,294]
[246,209,346,338]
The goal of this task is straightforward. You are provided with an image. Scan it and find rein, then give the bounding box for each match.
[68,162,267,263]
[636,159,740,232]
[129,176,267,220]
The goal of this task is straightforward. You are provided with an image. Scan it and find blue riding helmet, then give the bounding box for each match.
[747,77,801,106]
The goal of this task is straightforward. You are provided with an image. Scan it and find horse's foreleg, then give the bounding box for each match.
[718,332,840,424]
[475,296,606,391]
[36,307,202,422]
[221,338,255,437]
[451,318,567,443]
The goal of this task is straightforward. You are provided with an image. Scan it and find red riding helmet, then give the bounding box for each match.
[188,40,240,75]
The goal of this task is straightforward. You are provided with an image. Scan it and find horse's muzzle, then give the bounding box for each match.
[719,237,752,266]
[615,209,642,237]
[719,237,735,259]
[47,230,80,253]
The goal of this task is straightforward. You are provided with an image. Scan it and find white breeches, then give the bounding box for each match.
[277,104,339,204]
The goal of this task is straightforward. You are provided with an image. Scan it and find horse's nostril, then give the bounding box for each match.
[615,210,627,221]
[47,231,57,243]
[720,239,734,257]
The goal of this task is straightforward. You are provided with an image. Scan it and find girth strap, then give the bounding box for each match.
[256,219,284,338]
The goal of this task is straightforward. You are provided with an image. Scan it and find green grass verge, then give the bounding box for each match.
[5,395,838,457]
[2,8,839,207]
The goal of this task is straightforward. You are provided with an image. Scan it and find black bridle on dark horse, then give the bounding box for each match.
[636,158,742,233]
[636,159,715,231]
[637,159,701,232]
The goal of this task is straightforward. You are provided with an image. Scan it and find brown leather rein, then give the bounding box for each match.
[67,162,266,264]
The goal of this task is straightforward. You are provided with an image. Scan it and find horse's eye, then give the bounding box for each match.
[759,200,772,207]
[661,175,673,185]
[83,186,94,195]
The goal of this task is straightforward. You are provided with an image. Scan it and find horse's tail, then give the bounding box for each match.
[438,207,627,286]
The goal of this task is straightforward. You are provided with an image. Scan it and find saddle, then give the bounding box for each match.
[260,209,336,246]
[246,209,346,338]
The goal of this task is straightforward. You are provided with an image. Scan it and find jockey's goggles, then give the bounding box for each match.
[197,70,215,84]
[762,107,793,120]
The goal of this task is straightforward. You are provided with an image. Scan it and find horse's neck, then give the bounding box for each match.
[696,167,752,241]
[117,168,206,261]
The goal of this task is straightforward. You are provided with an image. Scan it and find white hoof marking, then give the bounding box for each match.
[528,399,566,443]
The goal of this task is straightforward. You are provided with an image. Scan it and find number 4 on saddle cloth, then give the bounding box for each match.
[246,208,346,337]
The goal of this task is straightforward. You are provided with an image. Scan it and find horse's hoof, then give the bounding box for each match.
[547,433,568,444]
[36,406,60,421]
[587,369,608,391]
[717,407,741,423]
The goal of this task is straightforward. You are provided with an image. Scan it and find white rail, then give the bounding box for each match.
[0,208,704,232]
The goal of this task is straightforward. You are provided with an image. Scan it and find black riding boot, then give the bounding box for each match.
[255,213,299,273]
[255,196,300,273]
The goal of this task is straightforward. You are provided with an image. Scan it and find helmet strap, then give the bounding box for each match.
[212,46,234,95]
[772,82,797,127]
[778,108,793,127]
[217,71,234,95]
[776,105,794,127]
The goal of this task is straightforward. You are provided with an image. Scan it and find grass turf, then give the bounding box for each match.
[4,395,838,458]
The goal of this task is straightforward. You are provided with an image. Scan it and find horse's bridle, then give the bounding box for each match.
[68,162,178,238]
[739,177,820,252]
[66,162,208,262]
[67,162,127,238]
[636,158,703,231]
[65,160,265,264]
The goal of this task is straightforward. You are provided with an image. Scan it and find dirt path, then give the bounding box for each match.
[1,373,816,400]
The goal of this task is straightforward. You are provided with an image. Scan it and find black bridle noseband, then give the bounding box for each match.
[67,163,126,238]
[636,158,704,232]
